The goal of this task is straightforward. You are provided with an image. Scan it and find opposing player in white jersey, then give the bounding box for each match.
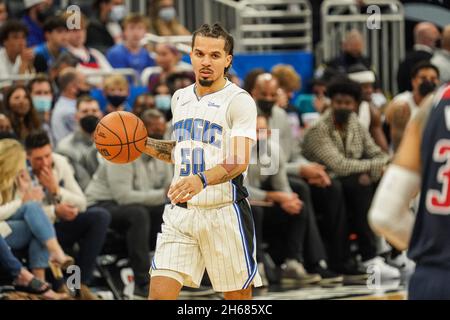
[144,23,262,300]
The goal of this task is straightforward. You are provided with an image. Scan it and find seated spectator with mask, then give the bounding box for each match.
[302,78,400,279]
[56,96,103,190]
[102,74,131,114]
[28,74,54,145]
[51,68,89,145]
[149,0,190,36]
[1,85,41,142]
[386,61,440,151]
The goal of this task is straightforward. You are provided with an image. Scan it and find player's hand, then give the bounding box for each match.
[37,166,59,194]
[168,175,203,204]
[55,203,79,221]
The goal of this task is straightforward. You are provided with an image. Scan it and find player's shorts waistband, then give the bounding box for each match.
[174,200,241,210]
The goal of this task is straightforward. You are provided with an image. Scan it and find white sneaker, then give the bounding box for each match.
[362,256,401,279]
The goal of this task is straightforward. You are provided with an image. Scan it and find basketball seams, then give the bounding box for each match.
[94,135,147,147]
[133,116,145,153]
[117,112,131,162]
[96,122,123,160]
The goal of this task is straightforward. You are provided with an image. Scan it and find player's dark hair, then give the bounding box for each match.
[25,130,51,152]
[192,23,234,73]
[327,77,362,103]
[411,61,440,79]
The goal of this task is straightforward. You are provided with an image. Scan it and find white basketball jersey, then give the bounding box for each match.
[171,80,251,207]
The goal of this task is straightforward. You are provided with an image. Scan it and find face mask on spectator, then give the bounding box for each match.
[32,96,52,113]
[334,109,352,125]
[418,80,436,97]
[159,7,176,22]
[77,89,91,98]
[106,95,127,108]
[80,115,99,134]
[256,99,275,116]
[155,94,171,111]
[110,5,127,22]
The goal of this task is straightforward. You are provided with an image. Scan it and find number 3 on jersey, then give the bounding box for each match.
[426,139,450,215]
[180,147,205,176]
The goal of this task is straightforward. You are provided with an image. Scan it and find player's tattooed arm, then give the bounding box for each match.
[143,137,176,163]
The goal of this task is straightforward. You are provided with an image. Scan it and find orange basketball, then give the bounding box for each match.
[94,111,148,164]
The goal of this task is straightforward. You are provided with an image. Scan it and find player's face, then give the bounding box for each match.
[190,36,232,87]
[28,144,53,172]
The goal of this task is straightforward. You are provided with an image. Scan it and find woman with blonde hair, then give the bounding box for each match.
[0,139,73,285]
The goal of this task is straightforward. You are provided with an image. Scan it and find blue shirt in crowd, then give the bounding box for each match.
[106,44,155,76]
[22,15,45,47]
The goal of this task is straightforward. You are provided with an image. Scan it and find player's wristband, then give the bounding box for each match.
[196,172,208,189]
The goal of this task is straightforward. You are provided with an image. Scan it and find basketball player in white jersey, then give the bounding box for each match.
[144,23,262,300]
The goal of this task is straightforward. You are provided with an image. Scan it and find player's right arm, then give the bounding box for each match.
[144,138,175,163]
[368,93,433,250]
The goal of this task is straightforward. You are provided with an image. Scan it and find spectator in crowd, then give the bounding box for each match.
[243,68,265,94]
[149,0,190,36]
[107,0,126,43]
[247,114,342,286]
[0,112,12,134]
[141,42,193,92]
[0,235,69,299]
[22,0,52,47]
[294,78,329,127]
[28,74,54,144]
[152,81,172,119]
[165,70,195,94]
[0,20,35,89]
[1,85,41,142]
[86,0,116,54]
[387,62,440,151]
[271,64,302,140]
[431,25,450,83]
[0,0,8,28]
[316,29,372,81]
[132,93,155,118]
[48,51,79,94]
[51,67,87,144]
[102,74,130,113]
[56,96,103,190]
[85,109,172,298]
[0,138,74,284]
[25,131,111,300]
[66,13,113,88]
[347,68,389,152]
[301,78,400,279]
[33,16,69,73]
[106,14,155,77]
[397,22,440,93]
[250,73,329,189]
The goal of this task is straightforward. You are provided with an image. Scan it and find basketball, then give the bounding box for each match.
[94,111,148,164]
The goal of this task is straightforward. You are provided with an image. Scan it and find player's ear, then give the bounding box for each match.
[226,54,232,69]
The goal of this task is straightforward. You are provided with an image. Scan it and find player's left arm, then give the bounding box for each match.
[368,93,433,250]
[168,93,257,204]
